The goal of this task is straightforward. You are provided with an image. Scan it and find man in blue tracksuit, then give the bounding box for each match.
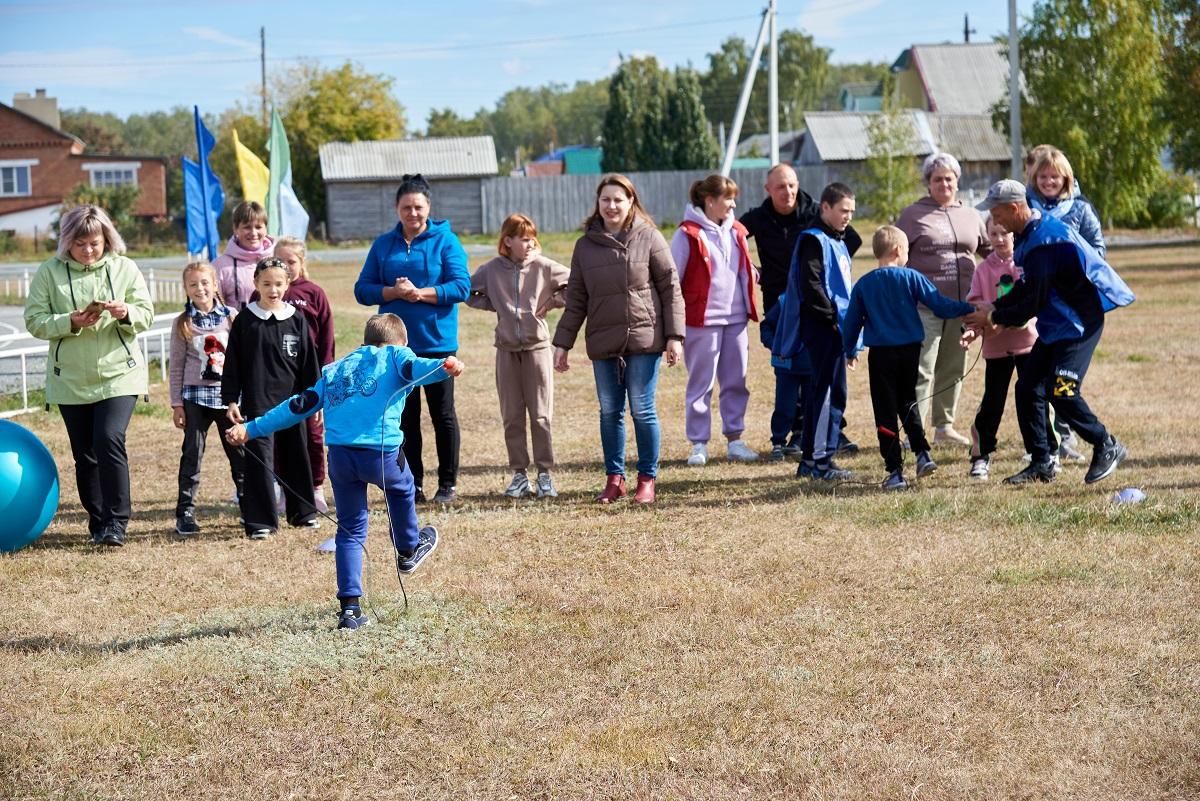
[969,180,1134,485]
[227,313,465,630]
[779,182,857,480]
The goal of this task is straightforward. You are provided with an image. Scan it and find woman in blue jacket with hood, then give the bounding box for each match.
[354,174,470,503]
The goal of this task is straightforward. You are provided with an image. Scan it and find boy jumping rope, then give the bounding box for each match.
[227,313,465,630]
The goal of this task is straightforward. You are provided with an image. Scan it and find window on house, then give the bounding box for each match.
[90,168,137,188]
[0,164,32,197]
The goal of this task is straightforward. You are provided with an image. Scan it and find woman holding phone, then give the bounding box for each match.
[24,204,155,546]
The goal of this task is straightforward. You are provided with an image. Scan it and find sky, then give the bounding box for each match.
[0,0,1036,130]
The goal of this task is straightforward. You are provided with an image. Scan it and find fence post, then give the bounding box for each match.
[22,268,29,297]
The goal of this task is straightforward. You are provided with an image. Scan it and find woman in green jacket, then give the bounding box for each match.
[24,205,155,546]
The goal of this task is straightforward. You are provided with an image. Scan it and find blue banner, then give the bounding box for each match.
[183,106,224,260]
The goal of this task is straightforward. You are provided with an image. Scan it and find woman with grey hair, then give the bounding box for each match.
[24,205,154,546]
[897,152,989,446]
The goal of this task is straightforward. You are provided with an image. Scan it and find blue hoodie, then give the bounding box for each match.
[246,344,449,451]
[354,219,471,354]
[841,267,973,358]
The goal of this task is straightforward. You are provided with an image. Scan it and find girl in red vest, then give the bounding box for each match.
[669,174,760,466]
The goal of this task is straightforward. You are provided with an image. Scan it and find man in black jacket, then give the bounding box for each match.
[740,164,863,456]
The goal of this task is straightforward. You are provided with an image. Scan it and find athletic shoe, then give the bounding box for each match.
[1049,453,1062,476]
[313,486,329,514]
[98,523,125,547]
[504,472,533,498]
[835,432,860,455]
[175,510,200,537]
[915,450,938,478]
[796,460,815,479]
[337,606,371,631]
[414,487,427,504]
[687,442,708,466]
[1084,435,1128,484]
[535,472,558,499]
[292,517,321,529]
[397,525,438,575]
[433,486,458,504]
[781,438,803,459]
[881,469,908,491]
[246,527,272,540]
[969,456,990,480]
[809,462,852,481]
[726,439,758,462]
[768,445,785,462]
[933,426,971,446]
[1003,461,1056,485]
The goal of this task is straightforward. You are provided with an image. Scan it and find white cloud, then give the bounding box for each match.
[606,49,655,71]
[183,27,260,55]
[795,0,887,40]
[0,47,151,90]
[501,58,529,76]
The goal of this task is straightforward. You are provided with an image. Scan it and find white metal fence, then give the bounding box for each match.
[0,312,177,418]
[0,266,185,305]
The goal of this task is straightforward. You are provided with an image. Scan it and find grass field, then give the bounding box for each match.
[1,242,1197,800]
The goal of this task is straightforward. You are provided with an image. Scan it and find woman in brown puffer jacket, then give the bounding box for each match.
[552,174,685,506]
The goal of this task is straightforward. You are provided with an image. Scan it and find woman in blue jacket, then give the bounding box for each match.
[354,174,470,503]
[1025,145,1106,257]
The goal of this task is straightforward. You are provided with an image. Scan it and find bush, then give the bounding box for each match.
[1145,171,1197,228]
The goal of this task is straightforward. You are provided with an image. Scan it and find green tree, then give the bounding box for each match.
[601,59,644,172]
[666,68,719,169]
[425,107,487,138]
[1161,0,1200,172]
[274,61,406,225]
[1008,0,1168,225]
[859,88,921,222]
[60,108,126,153]
[639,68,672,170]
[58,183,141,235]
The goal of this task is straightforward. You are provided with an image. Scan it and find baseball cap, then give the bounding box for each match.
[976,179,1027,211]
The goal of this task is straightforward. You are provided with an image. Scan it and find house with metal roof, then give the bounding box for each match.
[797,110,1011,198]
[319,135,498,240]
[892,42,1012,115]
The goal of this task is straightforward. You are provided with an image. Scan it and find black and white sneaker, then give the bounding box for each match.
[969,456,990,480]
[337,606,371,631]
[432,486,458,504]
[246,527,272,541]
[1003,460,1056,485]
[175,510,200,537]
[535,472,558,498]
[504,472,532,498]
[1085,435,1127,484]
[397,525,438,575]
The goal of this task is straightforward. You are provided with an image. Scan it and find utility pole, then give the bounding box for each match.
[1008,0,1022,178]
[768,0,779,165]
[260,26,268,128]
[963,14,977,43]
[720,6,770,176]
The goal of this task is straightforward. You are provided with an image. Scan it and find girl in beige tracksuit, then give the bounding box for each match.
[468,214,570,498]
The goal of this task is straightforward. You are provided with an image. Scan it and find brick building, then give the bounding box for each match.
[0,90,167,236]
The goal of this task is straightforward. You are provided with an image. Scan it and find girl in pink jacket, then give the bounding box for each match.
[213,201,275,310]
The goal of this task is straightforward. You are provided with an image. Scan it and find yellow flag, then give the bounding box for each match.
[232,128,269,206]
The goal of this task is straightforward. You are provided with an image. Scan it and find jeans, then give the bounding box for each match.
[328,444,419,600]
[770,366,809,446]
[59,395,137,534]
[592,353,662,478]
[798,321,847,466]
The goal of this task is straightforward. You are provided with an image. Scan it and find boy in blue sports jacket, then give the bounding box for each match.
[759,286,812,461]
[227,313,466,630]
[842,226,974,490]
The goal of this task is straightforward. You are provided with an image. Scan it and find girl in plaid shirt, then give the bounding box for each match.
[169,262,243,536]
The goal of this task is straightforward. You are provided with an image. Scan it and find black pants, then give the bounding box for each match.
[241,420,315,532]
[176,400,245,517]
[1015,320,1108,463]
[867,344,929,472]
[799,321,847,465]
[59,395,137,535]
[401,368,460,490]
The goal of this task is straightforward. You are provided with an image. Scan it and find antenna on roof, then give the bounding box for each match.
[963,13,977,43]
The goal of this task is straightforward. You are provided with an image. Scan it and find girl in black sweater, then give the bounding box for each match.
[222,257,320,538]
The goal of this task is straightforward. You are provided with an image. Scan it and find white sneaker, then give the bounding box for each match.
[687,442,708,466]
[726,439,759,462]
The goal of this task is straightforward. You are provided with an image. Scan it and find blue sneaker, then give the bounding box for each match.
[882,469,908,491]
[796,460,815,478]
[915,451,938,478]
[337,606,370,631]
[397,525,438,575]
[810,462,852,481]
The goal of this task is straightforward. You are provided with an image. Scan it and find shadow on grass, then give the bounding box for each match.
[34,503,256,550]
[0,622,270,656]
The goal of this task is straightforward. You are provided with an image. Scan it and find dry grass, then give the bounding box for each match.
[1,244,1198,800]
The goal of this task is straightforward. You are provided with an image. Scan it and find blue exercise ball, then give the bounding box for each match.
[0,420,60,552]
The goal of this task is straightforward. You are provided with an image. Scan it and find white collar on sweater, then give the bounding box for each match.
[246,301,295,320]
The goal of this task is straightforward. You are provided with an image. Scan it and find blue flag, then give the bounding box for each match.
[183,106,224,260]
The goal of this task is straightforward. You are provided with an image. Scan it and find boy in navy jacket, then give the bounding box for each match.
[227,313,466,630]
[842,226,974,490]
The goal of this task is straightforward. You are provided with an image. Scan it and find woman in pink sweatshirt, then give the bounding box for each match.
[669,174,760,466]
[213,201,275,310]
[959,217,1037,480]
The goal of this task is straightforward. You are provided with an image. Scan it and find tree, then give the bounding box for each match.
[601,59,644,172]
[859,87,921,222]
[1161,0,1200,172]
[274,61,406,225]
[60,109,126,153]
[639,68,672,170]
[666,68,719,170]
[58,183,141,235]
[1008,0,1168,225]
[425,107,487,138]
